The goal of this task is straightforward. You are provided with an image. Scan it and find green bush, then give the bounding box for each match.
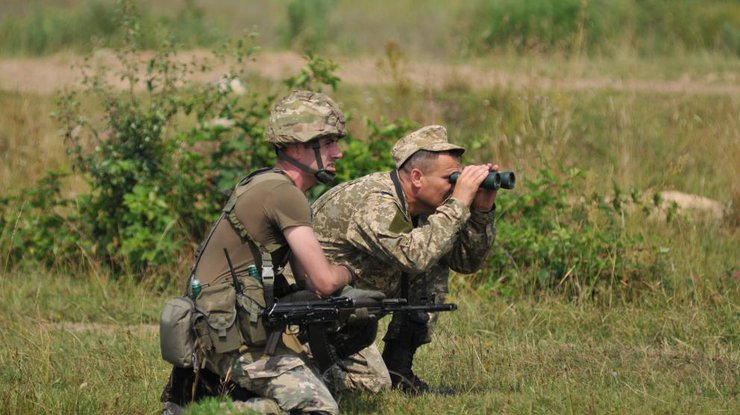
[0,2,674,297]
[467,0,740,56]
[0,6,275,276]
[282,0,337,51]
[0,170,85,269]
[0,0,221,56]
[0,3,358,277]
[334,116,415,183]
[483,166,666,300]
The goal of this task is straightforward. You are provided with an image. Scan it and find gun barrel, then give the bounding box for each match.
[263,296,458,328]
[398,303,458,312]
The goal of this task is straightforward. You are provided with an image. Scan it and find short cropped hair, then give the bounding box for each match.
[399,150,462,174]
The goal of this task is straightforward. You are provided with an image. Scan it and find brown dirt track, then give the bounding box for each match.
[1,50,738,96]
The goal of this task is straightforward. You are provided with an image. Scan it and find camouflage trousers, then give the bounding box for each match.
[324,312,441,394]
[209,351,339,414]
[324,276,448,393]
[322,343,391,393]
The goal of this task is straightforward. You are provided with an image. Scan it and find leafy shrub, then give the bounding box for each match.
[0,170,85,269]
[473,0,596,54]
[483,165,665,300]
[0,2,372,278]
[466,0,740,56]
[0,4,279,276]
[0,0,221,56]
[282,0,337,51]
[334,116,416,183]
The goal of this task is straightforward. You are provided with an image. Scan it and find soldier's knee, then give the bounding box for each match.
[301,400,339,415]
[384,311,431,347]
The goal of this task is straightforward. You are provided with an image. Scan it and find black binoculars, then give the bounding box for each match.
[449,170,516,191]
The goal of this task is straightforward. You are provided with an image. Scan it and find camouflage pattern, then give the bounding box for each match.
[209,351,339,414]
[266,90,347,146]
[311,171,495,390]
[322,343,391,393]
[163,399,282,415]
[313,172,495,296]
[230,398,284,415]
[227,398,282,414]
[390,125,465,168]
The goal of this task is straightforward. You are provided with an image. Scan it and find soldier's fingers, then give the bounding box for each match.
[460,165,489,186]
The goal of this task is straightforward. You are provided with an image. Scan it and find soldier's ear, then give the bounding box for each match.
[283,143,303,159]
[410,167,424,188]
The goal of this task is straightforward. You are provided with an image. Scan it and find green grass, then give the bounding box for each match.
[0,269,166,414]
[331,82,739,202]
[1,0,738,58]
[0,1,738,413]
[0,270,736,414]
[0,91,66,195]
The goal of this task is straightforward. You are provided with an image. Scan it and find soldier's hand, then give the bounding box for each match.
[450,164,491,206]
[336,286,386,302]
[472,163,499,212]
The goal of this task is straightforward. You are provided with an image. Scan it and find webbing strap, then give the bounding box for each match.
[189,167,279,301]
[260,251,275,309]
[221,168,287,311]
[390,170,411,300]
[389,170,407,216]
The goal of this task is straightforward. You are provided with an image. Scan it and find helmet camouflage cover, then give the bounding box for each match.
[266,90,347,146]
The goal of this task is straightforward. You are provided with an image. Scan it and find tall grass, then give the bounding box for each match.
[0,0,220,56]
[0,1,737,413]
[0,270,736,414]
[465,0,740,56]
[0,92,66,194]
[1,0,737,58]
[0,269,166,414]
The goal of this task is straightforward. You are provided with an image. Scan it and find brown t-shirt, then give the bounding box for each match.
[193,171,312,286]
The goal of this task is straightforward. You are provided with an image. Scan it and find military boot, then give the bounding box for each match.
[382,340,455,395]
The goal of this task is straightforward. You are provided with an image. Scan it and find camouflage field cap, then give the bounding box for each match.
[391,125,465,168]
[266,90,347,146]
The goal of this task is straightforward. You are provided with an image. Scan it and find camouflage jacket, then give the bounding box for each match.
[312,171,495,295]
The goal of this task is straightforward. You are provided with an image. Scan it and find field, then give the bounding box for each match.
[0,1,738,414]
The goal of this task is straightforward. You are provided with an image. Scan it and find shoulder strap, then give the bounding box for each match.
[223,167,280,257]
[389,170,413,299]
[188,168,278,297]
[222,168,282,309]
[389,170,407,216]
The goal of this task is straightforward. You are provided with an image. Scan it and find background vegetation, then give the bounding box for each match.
[0,0,737,414]
[1,0,738,58]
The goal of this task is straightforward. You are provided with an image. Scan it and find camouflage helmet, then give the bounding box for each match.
[266,90,347,146]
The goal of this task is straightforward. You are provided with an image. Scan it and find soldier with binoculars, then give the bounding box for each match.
[311,125,506,394]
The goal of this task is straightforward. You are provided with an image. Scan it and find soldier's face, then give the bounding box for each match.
[301,135,343,173]
[415,153,461,214]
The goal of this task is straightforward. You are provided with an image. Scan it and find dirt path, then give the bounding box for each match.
[1,50,738,96]
[52,322,158,336]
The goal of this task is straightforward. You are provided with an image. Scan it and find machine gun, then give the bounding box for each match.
[263,295,457,372]
[223,248,457,372]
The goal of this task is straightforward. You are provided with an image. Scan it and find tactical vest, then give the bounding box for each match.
[160,168,292,369]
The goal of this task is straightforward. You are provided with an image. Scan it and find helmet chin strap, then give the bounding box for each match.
[277,140,336,185]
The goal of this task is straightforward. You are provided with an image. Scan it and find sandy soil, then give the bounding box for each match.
[52,322,158,336]
[1,50,738,95]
